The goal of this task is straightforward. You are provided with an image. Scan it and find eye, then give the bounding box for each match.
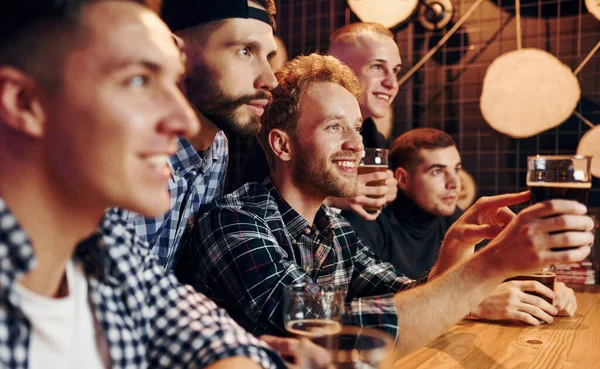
[239,47,251,58]
[328,124,340,131]
[432,169,443,175]
[127,75,149,88]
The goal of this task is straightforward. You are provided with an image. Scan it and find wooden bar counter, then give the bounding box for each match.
[394,285,600,369]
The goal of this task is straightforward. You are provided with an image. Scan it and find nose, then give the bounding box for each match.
[255,58,279,91]
[446,171,460,190]
[158,84,200,138]
[381,69,398,91]
[341,129,365,153]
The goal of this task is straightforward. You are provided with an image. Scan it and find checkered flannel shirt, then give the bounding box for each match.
[121,133,227,270]
[176,179,420,340]
[0,199,285,369]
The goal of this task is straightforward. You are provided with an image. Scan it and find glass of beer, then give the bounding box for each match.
[358,148,389,214]
[306,326,394,369]
[283,283,344,338]
[527,155,592,251]
[505,266,556,304]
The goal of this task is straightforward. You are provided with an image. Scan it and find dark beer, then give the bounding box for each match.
[528,181,591,251]
[529,182,590,205]
[506,271,556,304]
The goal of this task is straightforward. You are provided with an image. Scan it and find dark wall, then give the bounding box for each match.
[275,0,600,208]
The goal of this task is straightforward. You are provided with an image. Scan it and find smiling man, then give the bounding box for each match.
[324,22,402,220]
[0,1,286,368]
[175,54,593,355]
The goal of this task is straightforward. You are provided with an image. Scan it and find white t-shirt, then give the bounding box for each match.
[14,261,110,369]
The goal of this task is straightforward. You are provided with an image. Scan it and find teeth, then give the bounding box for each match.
[374,93,390,101]
[334,161,357,168]
[145,155,169,166]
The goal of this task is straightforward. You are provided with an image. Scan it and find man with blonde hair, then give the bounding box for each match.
[176,53,593,356]
[325,22,402,219]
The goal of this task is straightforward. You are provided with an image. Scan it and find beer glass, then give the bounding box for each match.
[527,155,592,251]
[505,266,556,304]
[305,326,394,369]
[283,283,344,338]
[358,148,389,214]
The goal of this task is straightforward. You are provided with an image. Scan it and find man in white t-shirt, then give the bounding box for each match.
[0,1,289,368]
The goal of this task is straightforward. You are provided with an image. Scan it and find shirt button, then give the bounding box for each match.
[291,239,297,244]
[304,266,312,273]
[304,228,311,235]
[174,170,181,177]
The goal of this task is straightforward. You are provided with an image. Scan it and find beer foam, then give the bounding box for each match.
[527,182,591,189]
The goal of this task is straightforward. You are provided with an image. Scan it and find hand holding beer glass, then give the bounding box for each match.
[508,155,593,312]
[527,155,592,251]
[358,148,389,215]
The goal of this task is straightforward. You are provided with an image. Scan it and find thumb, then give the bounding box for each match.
[462,224,504,241]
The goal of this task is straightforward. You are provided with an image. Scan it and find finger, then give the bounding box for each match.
[462,224,504,241]
[517,281,555,301]
[537,215,596,233]
[518,302,554,324]
[351,195,386,208]
[348,203,380,221]
[545,231,595,251]
[496,207,516,226]
[356,170,388,183]
[259,335,298,357]
[541,245,592,265]
[300,339,332,368]
[476,191,531,211]
[519,293,557,315]
[558,298,577,317]
[357,185,388,197]
[522,199,588,219]
[512,310,542,326]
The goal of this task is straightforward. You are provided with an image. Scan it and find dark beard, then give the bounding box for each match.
[183,63,271,136]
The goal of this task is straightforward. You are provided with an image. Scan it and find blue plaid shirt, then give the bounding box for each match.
[122,133,227,270]
[176,179,421,339]
[0,199,285,369]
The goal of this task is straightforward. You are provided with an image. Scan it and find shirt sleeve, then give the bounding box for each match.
[344,236,420,340]
[137,239,286,369]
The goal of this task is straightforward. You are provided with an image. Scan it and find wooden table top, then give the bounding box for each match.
[394,286,600,369]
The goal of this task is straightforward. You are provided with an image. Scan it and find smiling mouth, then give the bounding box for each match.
[374,93,391,102]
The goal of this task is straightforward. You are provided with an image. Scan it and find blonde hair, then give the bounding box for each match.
[329,22,394,52]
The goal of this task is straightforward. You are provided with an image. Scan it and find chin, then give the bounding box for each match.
[126,194,170,218]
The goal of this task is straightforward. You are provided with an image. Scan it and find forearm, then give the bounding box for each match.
[393,252,505,357]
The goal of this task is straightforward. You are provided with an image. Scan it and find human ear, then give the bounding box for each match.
[0,67,46,138]
[268,128,293,163]
[395,166,410,190]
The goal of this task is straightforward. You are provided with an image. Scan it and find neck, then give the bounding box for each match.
[0,153,101,298]
[270,170,325,226]
[188,112,220,152]
[393,190,439,226]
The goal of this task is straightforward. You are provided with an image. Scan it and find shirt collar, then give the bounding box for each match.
[170,131,226,177]
[263,179,336,242]
[0,198,37,292]
[0,198,136,297]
